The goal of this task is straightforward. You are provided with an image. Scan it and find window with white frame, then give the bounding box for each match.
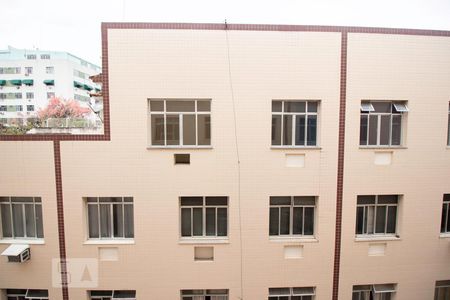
[26,92,34,99]
[45,66,54,74]
[440,194,450,234]
[149,99,211,147]
[360,101,408,147]
[180,197,228,238]
[25,67,33,75]
[0,197,44,239]
[5,289,49,299]
[268,287,315,300]
[27,105,34,112]
[26,54,37,60]
[271,100,318,147]
[86,197,134,239]
[181,289,228,300]
[355,195,398,236]
[447,103,450,146]
[435,280,450,300]
[352,284,396,300]
[269,196,315,237]
[0,67,20,74]
[89,290,136,299]
[40,54,50,60]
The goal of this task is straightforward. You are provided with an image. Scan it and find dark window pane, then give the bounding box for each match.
[206,207,216,236]
[192,208,203,236]
[307,102,318,112]
[124,204,134,238]
[295,115,305,146]
[197,100,211,112]
[304,207,314,235]
[446,205,450,233]
[380,115,391,145]
[166,115,180,145]
[113,204,124,238]
[270,197,291,205]
[356,206,364,234]
[88,205,99,238]
[87,197,98,203]
[307,115,317,146]
[372,102,391,113]
[357,196,376,205]
[166,100,195,112]
[198,115,211,145]
[283,115,292,145]
[375,206,387,233]
[35,204,44,238]
[183,114,196,145]
[0,204,12,237]
[391,115,402,145]
[387,206,397,234]
[217,208,227,236]
[366,206,375,234]
[269,207,279,235]
[205,197,227,206]
[12,204,24,237]
[368,115,378,145]
[181,208,191,237]
[11,197,33,203]
[294,196,315,206]
[448,113,450,146]
[280,207,290,235]
[272,101,282,112]
[378,195,398,204]
[151,114,165,145]
[271,115,282,146]
[292,207,303,234]
[181,197,203,206]
[150,100,164,111]
[24,204,36,237]
[100,204,111,238]
[441,204,447,233]
[284,101,305,112]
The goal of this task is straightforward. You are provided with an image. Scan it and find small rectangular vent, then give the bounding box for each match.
[174,154,190,164]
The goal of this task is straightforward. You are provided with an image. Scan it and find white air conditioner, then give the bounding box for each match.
[1,244,30,263]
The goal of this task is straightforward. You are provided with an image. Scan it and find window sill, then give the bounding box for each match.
[355,235,400,242]
[178,238,229,245]
[147,146,213,150]
[439,233,450,239]
[269,236,318,243]
[271,146,321,150]
[359,146,407,150]
[0,239,45,245]
[84,239,135,245]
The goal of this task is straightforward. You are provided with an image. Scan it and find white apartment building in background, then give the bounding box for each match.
[0,46,101,125]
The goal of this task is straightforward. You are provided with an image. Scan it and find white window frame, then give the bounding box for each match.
[441,194,450,234]
[89,290,136,300]
[447,103,450,146]
[271,100,320,148]
[356,195,399,237]
[360,101,408,147]
[148,99,212,148]
[268,287,316,299]
[6,289,49,300]
[353,284,396,300]
[180,289,229,300]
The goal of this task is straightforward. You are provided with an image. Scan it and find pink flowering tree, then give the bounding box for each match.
[38,97,90,120]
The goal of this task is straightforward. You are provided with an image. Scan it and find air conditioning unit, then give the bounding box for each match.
[1,244,30,263]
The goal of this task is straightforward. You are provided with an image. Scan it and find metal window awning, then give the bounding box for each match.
[1,244,29,256]
[43,79,55,86]
[393,103,409,112]
[83,84,93,91]
[360,102,375,112]
[373,284,396,293]
[23,79,34,86]
[10,79,22,86]
[0,80,6,86]
[74,81,83,88]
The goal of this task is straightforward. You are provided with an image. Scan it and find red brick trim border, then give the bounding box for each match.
[53,140,69,300]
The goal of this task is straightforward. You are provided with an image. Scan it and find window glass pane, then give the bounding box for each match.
[113,204,124,238]
[272,101,282,112]
[284,101,305,112]
[283,115,292,145]
[183,114,196,145]
[368,115,378,145]
[307,102,318,112]
[88,205,99,238]
[356,206,364,234]
[271,115,282,146]
[307,115,317,146]
[181,197,203,206]
[166,100,195,112]
[12,197,33,203]
[12,204,24,237]
[0,204,12,237]
[380,115,391,145]
[294,196,315,206]
[206,207,216,236]
[375,206,387,233]
[280,207,290,235]
[441,204,447,233]
[192,208,203,236]
[197,100,211,112]
[151,114,165,145]
[217,207,227,236]
[357,196,376,205]
[292,207,303,235]
[391,115,402,146]
[181,208,191,237]
[166,115,180,145]
[304,207,314,235]
[372,102,391,113]
[198,115,211,145]
[205,197,227,206]
[448,113,450,146]
[295,115,305,146]
[387,206,397,234]
[365,206,375,234]
[100,204,111,238]
[124,204,134,238]
[150,100,164,111]
[269,207,279,235]
[378,195,398,204]
[270,197,291,206]
[24,204,36,237]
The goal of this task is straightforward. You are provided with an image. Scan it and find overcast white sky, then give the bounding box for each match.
[1,0,450,66]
